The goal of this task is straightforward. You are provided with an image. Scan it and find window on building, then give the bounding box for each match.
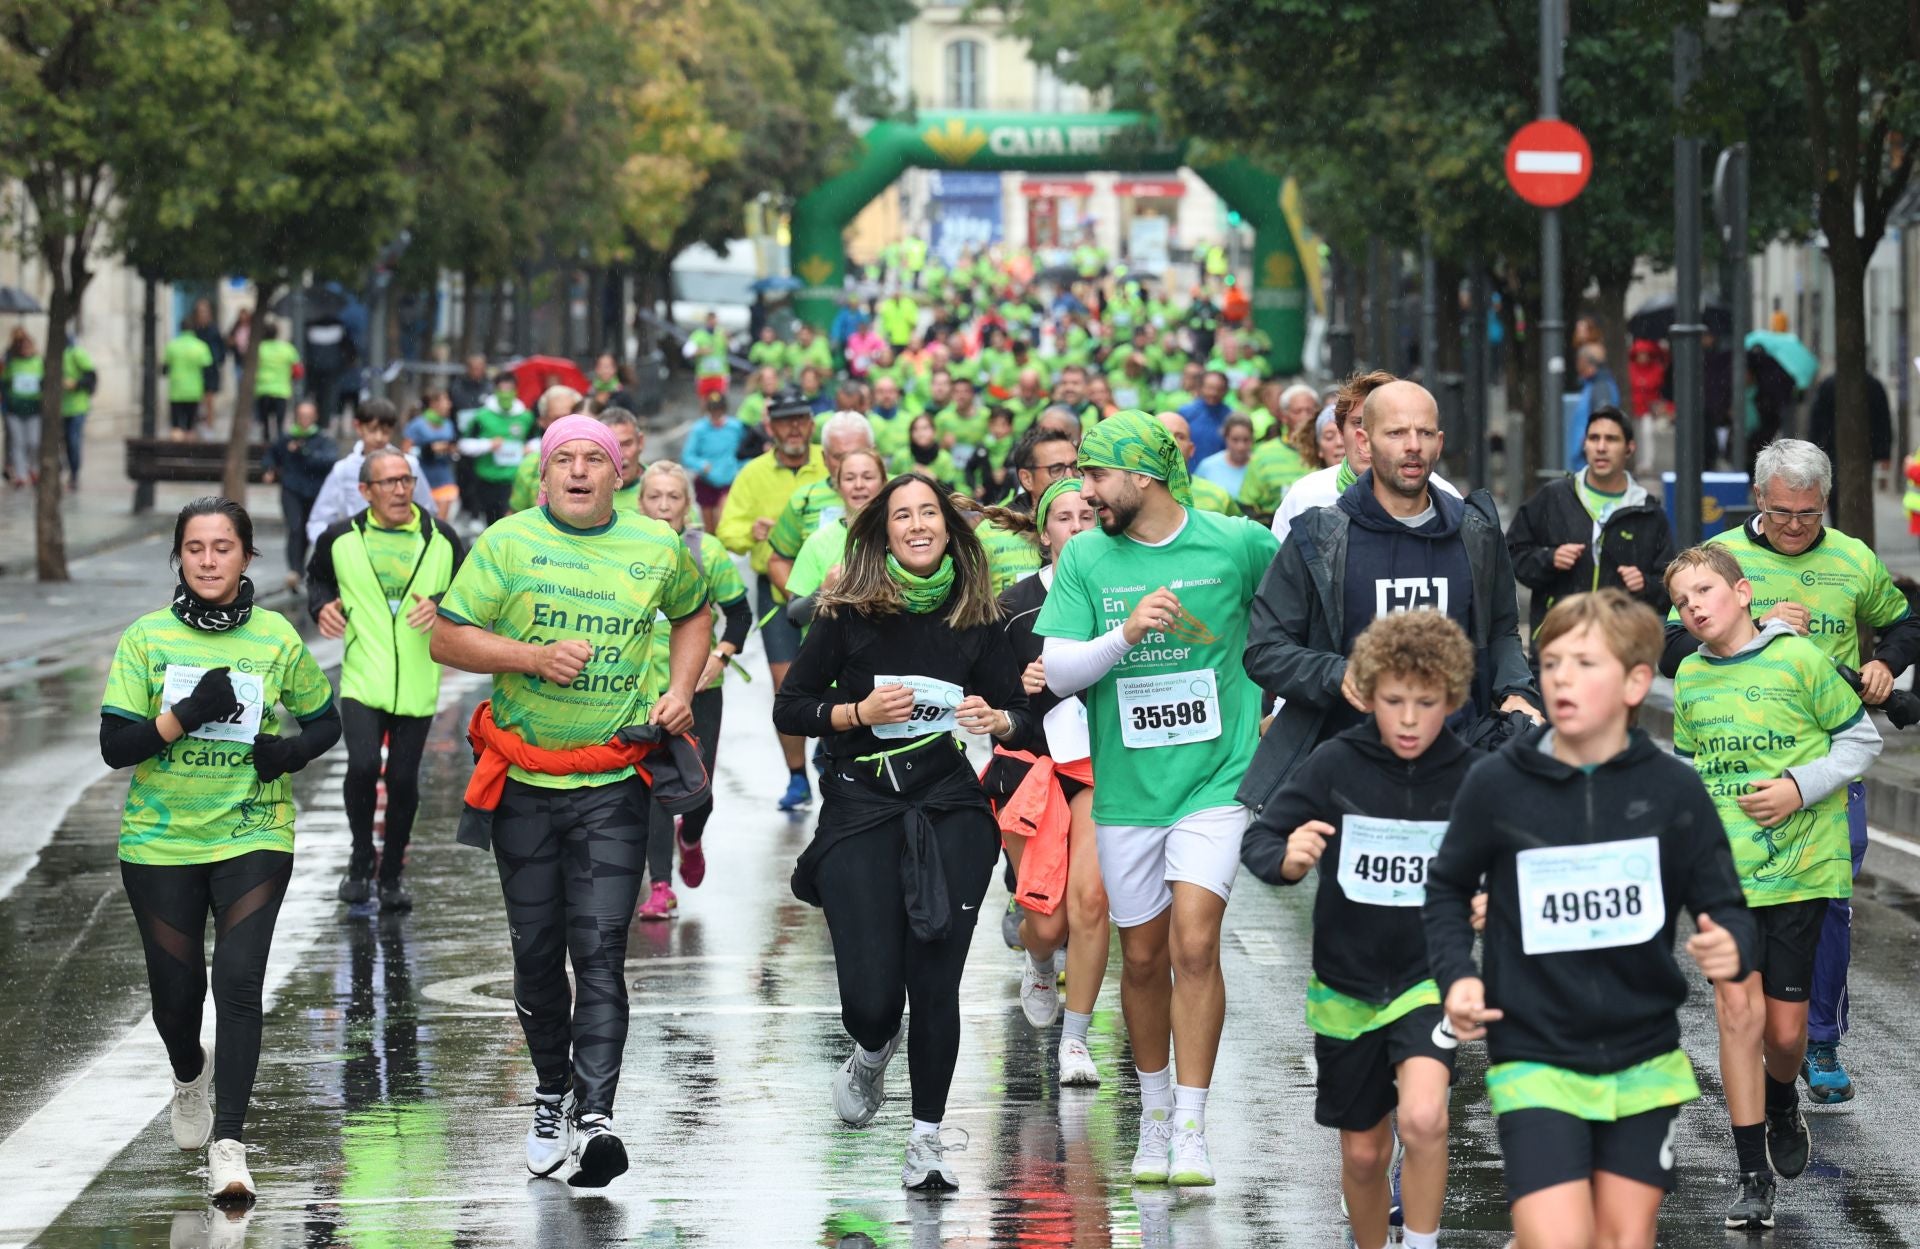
[945,40,981,109]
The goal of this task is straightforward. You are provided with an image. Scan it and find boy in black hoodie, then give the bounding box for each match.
[1243,610,1480,1249]
[1425,589,1757,1249]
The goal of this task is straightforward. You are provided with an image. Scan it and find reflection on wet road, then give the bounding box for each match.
[2,646,1919,1246]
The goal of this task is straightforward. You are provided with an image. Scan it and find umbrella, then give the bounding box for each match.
[1745,329,1818,389]
[0,285,44,314]
[1627,293,1732,341]
[749,275,803,294]
[271,284,352,319]
[509,355,590,409]
[1036,264,1084,286]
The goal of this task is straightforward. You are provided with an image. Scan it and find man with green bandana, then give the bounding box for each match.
[1034,411,1277,1188]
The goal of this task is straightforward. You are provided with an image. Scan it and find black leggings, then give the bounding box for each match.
[645,687,723,883]
[121,850,294,1141]
[813,804,999,1123]
[340,697,434,882]
[281,490,314,578]
[491,776,648,1116]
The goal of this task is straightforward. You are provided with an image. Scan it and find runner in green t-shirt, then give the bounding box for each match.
[1666,541,1883,1222]
[765,411,877,591]
[100,498,341,1202]
[634,461,752,920]
[251,322,301,442]
[163,319,215,436]
[1032,412,1277,1188]
[433,415,710,1188]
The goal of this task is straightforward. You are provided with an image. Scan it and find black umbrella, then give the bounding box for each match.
[1627,293,1732,341]
[1037,264,1087,286]
[0,285,44,314]
[271,284,351,319]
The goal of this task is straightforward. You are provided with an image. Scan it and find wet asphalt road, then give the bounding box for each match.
[4,632,1920,1247]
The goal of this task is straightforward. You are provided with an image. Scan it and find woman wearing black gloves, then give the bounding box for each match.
[773,471,1031,1193]
[100,497,340,1204]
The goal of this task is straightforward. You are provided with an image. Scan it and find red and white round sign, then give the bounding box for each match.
[1505,119,1593,208]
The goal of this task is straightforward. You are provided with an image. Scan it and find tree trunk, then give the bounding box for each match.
[1825,235,1874,543]
[35,277,74,582]
[222,285,278,502]
[1435,259,1464,374]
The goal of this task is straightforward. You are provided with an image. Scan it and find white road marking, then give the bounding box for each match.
[1231,929,1287,966]
[1868,825,1920,859]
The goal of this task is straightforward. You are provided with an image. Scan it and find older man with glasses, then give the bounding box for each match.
[1660,437,1920,1105]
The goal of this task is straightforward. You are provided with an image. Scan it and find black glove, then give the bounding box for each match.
[252,733,302,783]
[172,667,240,733]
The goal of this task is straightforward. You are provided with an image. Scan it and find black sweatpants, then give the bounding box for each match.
[812,803,999,1123]
[340,697,434,883]
[644,687,723,884]
[491,776,648,1117]
[121,850,294,1141]
[281,490,315,578]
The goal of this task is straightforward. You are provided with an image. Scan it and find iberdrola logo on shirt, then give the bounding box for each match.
[1162,581,1219,645]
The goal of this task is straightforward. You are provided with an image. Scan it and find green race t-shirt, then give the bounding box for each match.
[977,519,1041,596]
[768,479,847,561]
[648,529,748,692]
[1671,629,1866,906]
[363,514,426,606]
[1576,472,1627,525]
[787,520,850,603]
[254,339,300,400]
[1034,508,1278,826]
[1239,439,1313,517]
[164,334,214,403]
[102,606,334,866]
[438,506,707,788]
[1667,520,1911,672]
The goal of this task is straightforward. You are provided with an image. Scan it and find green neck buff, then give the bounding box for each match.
[1336,459,1359,493]
[887,553,955,613]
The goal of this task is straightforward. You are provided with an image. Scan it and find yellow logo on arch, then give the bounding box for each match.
[797,254,835,286]
[923,117,989,166]
[1262,252,1298,287]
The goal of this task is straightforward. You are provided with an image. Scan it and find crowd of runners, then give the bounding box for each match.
[93,243,1916,1247]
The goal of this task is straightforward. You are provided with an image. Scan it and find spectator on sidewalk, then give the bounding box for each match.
[253,322,300,444]
[163,317,215,442]
[305,399,437,546]
[3,328,43,488]
[60,334,95,490]
[263,399,339,590]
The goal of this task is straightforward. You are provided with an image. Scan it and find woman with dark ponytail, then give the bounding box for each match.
[99,497,340,1205]
[773,471,1032,1193]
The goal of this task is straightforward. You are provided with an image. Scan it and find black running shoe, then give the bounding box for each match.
[378,880,414,911]
[337,874,372,904]
[1724,1170,1777,1230]
[1766,1105,1811,1179]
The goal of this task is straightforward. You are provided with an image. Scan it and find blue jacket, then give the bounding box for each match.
[685,417,748,487]
[1177,398,1231,464]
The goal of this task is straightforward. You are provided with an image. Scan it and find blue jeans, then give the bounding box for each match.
[1807,781,1868,1044]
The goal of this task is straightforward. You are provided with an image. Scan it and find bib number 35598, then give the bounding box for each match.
[1515,835,1666,955]
[1116,669,1221,749]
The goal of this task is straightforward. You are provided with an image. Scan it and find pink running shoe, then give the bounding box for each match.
[637,880,676,921]
[677,827,706,889]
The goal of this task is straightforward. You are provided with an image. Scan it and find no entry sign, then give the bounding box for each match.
[1505,119,1592,208]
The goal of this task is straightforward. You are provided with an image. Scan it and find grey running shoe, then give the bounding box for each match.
[832,1026,902,1127]
[1724,1170,1777,1230]
[901,1127,966,1191]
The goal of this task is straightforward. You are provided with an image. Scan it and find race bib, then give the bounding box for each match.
[1116,668,1221,749]
[12,373,39,396]
[1337,816,1448,907]
[161,664,264,745]
[1043,696,1090,764]
[818,506,845,530]
[871,674,964,740]
[1516,835,1666,955]
[494,440,526,467]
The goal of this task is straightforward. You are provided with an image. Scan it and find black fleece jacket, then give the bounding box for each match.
[1244,724,1477,1005]
[1423,726,1758,1074]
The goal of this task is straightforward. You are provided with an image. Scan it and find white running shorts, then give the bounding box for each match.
[1095,804,1249,928]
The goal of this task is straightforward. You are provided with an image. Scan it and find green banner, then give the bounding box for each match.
[789,111,1306,373]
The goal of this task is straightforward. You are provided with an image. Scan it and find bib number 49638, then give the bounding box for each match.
[1515,835,1665,955]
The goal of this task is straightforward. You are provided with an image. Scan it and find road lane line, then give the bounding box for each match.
[1868,825,1920,858]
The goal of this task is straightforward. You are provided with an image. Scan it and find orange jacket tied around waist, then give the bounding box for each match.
[988,747,1092,917]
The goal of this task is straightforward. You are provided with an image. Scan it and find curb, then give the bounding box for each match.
[0,511,177,578]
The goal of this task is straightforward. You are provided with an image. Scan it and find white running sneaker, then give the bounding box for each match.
[525,1091,571,1178]
[1057,1036,1101,1087]
[832,1026,902,1127]
[901,1127,967,1191]
[566,1112,629,1188]
[1019,952,1061,1028]
[170,1045,214,1151]
[206,1138,254,1202]
[1131,1111,1175,1184]
[1167,1126,1215,1186]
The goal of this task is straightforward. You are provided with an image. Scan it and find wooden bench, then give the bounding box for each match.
[124,438,268,484]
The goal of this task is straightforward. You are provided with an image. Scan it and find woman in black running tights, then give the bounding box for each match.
[100,498,340,1204]
[774,472,1031,1193]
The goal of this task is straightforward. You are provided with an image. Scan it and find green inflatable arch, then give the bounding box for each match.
[790,111,1309,374]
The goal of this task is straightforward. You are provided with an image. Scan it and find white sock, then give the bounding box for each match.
[1026,950,1052,979]
[910,1118,940,1139]
[1062,1009,1093,1044]
[855,1042,890,1069]
[1138,1064,1173,1116]
[1401,1230,1438,1249]
[1172,1083,1208,1132]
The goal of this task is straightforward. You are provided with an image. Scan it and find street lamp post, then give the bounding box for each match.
[1538,0,1566,478]
[1672,26,1706,547]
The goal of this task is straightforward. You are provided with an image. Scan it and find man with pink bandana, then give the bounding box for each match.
[433,414,711,1188]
